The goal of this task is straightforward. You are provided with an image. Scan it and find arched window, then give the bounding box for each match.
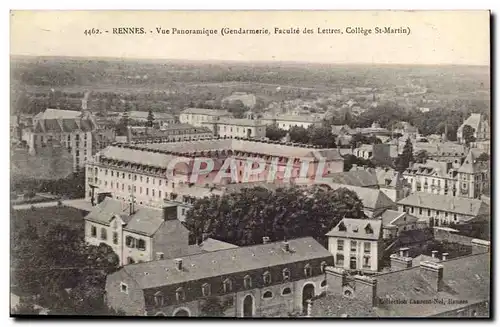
[304,264,312,278]
[262,291,273,299]
[223,278,233,293]
[263,271,272,285]
[244,275,252,289]
[321,261,327,273]
[281,287,292,296]
[176,287,185,302]
[282,268,291,282]
[202,283,211,297]
[154,291,164,306]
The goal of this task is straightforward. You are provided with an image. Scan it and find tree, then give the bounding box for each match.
[342,154,375,172]
[477,152,490,162]
[185,186,365,247]
[266,124,287,141]
[223,100,247,119]
[395,138,414,172]
[415,150,429,164]
[307,125,336,148]
[147,109,155,128]
[462,124,476,146]
[289,126,309,144]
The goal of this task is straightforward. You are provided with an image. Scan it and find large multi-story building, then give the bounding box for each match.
[118,124,213,144]
[457,113,490,144]
[105,237,333,317]
[23,108,97,172]
[397,192,490,227]
[202,117,267,139]
[326,218,383,273]
[260,114,322,131]
[179,108,232,127]
[84,138,344,208]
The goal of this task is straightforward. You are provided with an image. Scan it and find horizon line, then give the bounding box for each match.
[9,53,490,68]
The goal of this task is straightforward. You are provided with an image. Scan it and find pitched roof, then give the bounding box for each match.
[204,117,266,127]
[261,114,321,123]
[84,197,183,236]
[120,237,331,289]
[34,108,82,120]
[379,209,405,227]
[199,238,239,252]
[181,108,231,116]
[326,218,382,240]
[128,111,175,120]
[458,149,489,174]
[325,183,396,210]
[325,170,378,188]
[397,192,490,217]
[459,113,484,131]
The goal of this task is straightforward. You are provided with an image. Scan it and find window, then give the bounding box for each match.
[100,228,107,240]
[137,239,146,251]
[350,241,357,252]
[428,209,431,216]
[147,177,150,183]
[304,264,312,278]
[337,240,344,251]
[365,223,373,234]
[363,256,371,269]
[91,225,97,237]
[336,254,344,266]
[120,282,128,294]
[176,287,185,302]
[364,242,371,253]
[321,280,327,287]
[223,278,232,293]
[262,291,273,299]
[159,180,162,186]
[263,271,272,285]
[113,232,118,245]
[125,236,136,248]
[146,188,149,196]
[419,208,423,215]
[281,287,292,296]
[282,268,291,282]
[321,261,327,273]
[159,190,162,198]
[152,189,155,197]
[202,283,211,297]
[338,222,347,231]
[244,275,252,289]
[154,291,164,306]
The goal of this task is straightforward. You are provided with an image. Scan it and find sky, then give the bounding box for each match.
[10,10,490,65]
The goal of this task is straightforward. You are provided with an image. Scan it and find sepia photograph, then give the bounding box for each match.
[9,10,491,318]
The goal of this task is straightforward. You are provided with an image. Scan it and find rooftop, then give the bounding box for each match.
[181,108,231,116]
[326,218,382,241]
[204,117,267,127]
[120,237,331,289]
[325,183,396,211]
[325,170,378,188]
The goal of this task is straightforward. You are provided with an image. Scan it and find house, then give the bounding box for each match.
[326,218,383,272]
[397,192,490,226]
[179,108,232,127]
[119,124,213,144]
[84,197,199,266]
[378,210,423,239]
[105,237,334,317]
[353,144,391,165]
[202,117,267,139]
[311,241,490,317]
[403,160,459,196]
[457,113,490,143]
[260,114,322,131]
[456,149,490,199]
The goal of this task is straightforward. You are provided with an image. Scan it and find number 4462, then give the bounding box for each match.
[84,28,101,36]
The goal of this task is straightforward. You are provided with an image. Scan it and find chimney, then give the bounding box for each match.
[263,236,270,244]
[129,201,134,215]
[471,239,490,254]
[156,252,165,261]
[420,261,443,292]
[325,267,345,295]
[442,252,449,261]
[354,275,378,307]
[390,253,412,271]
[431,250,438,259]
[399,247,409,258]
[282,241,290,252]
[174,258,183,271]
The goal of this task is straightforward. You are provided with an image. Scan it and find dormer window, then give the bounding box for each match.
[202,283,211,297]
[263,271,272,285]
[154,291,164,306]
[353,226,359,233]
[176,287,185,302]
[304,264,312,278]
[282,268,291,282]
[223,278,233,293]
[365,223,373,234]
[244,275,252,289]
[338,222,347,232]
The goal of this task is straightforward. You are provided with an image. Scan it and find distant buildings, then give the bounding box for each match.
[397,192,490,226]
[260,113,323,131]
[179,108,232,127]
[126,111,176,126]
[105,237,333,316]
[352,143,392,165]
[326,218,383,272]
[119,124,213,144]
[202,117,267,139]
[457,113,490,144]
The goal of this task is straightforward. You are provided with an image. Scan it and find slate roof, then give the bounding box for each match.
[33,117,96,133]
[325,183,396,211]
[121,237,331,289]
[84,197,183,236]
[326,218,382,241]
[397,192,490,217]
[34,108,81,120]
[199,238,239,252]
[458,149,489,174]
[181,108,231,116]
[459,113,484,132]
[379,210,405,227]
[214,117,267,127]
[325,170,378,188]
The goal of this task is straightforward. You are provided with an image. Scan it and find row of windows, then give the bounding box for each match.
[337,240,371,253]
[336,254,371,269]
[128,262,329,306]
[402,206,458,220]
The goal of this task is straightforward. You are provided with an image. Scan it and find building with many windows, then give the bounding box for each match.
[179,108,232,127]
[105,237,333,317]
[202,117,267,139]
[326,218,383,273]
[260,114,322,131]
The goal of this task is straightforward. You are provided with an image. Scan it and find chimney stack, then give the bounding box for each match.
[174,258,183,271]
[325,267,345,295]
[263,236,270,244]
[399,247,409,258]
[282,241,290,252]
[431,250,438,259]
[390,253,412,271]
[442,252,449,261]
[354,275,378,307]
[420,261,443,292]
